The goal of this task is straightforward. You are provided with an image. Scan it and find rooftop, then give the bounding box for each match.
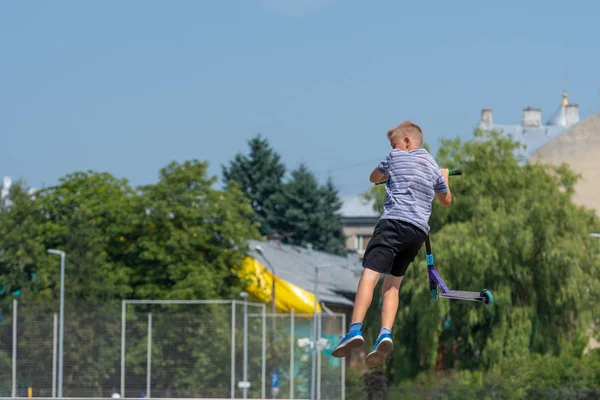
[479,91,580,158]
[248,239,362,308]
[339,195,379,219]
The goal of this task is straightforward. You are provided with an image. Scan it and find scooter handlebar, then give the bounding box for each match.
[375,168,462,185]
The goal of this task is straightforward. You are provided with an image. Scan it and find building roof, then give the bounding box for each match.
[247,239,362,308]
[340,195,379,218]
[478,123,569,158]
[479,91,580,158]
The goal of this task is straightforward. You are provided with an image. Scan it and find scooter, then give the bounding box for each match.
[376,169,494,305]
[426,233,493,305]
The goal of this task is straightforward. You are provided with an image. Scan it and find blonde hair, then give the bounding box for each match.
[387,121,423,146]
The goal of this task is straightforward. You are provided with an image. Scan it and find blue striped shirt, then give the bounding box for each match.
[376,148,448,234]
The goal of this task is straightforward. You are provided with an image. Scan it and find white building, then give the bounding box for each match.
[339,195,379,258]
[479,90,580,158]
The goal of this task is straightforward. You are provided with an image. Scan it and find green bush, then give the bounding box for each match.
[384,351,600,400]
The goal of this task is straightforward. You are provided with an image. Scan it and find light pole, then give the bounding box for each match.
[240,291,249,399]
[310,266,319,400]
[47,249,65,398]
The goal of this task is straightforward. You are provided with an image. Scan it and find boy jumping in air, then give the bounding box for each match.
[332,121,451,367]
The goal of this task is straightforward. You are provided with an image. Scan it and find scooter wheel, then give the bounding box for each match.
[480,289,493,306]
[431,289,438,301]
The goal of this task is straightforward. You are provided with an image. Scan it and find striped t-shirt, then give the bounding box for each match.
[376,148,448,234]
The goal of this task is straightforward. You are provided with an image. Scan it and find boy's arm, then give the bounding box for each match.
[435,168,452,207]
[370,155,390,183]
[370,168,388,184]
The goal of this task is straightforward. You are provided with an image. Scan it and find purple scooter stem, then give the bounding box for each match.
[428,264,450,293]
[426,236,493,305]
[425,236,449,292]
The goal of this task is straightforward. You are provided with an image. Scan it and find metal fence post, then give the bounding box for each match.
[53,313,58,398]
[241,292,248,399]
[317,312,322,400]
[262,304,266,400]
[290,308,295,400]
[231,301,236,399]
[12,299,17,398]
[58,252,65,399]
[310,267,319,400]
[341,313,346,400]
[147,312,152,398]
[121,300,126,397]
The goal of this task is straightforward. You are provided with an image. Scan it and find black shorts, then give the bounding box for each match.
[362,219,428,277]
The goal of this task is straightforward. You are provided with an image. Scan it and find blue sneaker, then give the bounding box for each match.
[365,333,393,367]
[331,330,364,358]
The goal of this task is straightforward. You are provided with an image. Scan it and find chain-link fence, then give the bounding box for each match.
[0,299,346,399]
[252,311,346,400]
[0,301,13,397]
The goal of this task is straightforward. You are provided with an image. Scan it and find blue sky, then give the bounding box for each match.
[1,0,598,195]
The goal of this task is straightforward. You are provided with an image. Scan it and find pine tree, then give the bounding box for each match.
[317,177,347,255]
[222,134,285,236]
[274,164,346,255]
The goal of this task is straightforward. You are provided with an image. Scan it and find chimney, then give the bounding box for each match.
[522,107,542,127]
[565,104,579,126]
[481,109,493,126]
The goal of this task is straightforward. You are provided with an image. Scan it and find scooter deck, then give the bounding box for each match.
[438,290,484,301]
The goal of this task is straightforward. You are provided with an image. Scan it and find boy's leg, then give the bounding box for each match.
[379,222,425,333]
[331,268,380,358]
[350,268,381,324]
[381,274,403,330]
[365,274,403,366]
[332,220,398,358]
[365,227,423,367]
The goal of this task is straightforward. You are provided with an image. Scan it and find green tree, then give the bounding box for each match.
[0,172,136,304]
[272,164,346,255]
[363,129,600,383]
[222,134,286,236]
[36,171,136,303]
[317,178,347,255]
[0,180,43,300]
[0,172,136,396]
[127,159,260,300]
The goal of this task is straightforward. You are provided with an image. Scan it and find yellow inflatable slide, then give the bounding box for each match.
[240,257,322,314]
